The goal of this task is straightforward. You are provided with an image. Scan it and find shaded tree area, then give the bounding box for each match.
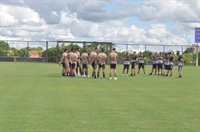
[42,43,81,63]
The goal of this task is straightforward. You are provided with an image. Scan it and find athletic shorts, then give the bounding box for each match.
[168,65,173,70]
[178,66,182,71]
[164,65,168,70]
[131,62,136,69]
[91,62,97,69]
[71,63,77,69]
[157,64,163,70]
[152,64,157,69]
[123,64,130,69]
[62,62,66,68]
[138,63,144,69]
[69,62,72,69]
[82,64,88,69]
[98,63,105,69]
[77,61,80,67]
[110,64,116,69]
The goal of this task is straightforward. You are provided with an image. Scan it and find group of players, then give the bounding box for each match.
[60,47,118,79]
[60,48,184,79]
[122,51,184,78]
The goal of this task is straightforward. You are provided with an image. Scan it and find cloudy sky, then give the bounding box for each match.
[0,0,200,50]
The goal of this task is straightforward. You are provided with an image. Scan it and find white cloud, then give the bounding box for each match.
[0,0,196,49]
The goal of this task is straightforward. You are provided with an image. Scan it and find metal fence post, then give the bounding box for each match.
[27,41,29,57]
[46,41,48,63]
[56,41,59,63]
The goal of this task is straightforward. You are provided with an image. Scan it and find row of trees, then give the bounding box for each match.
[0,41,43,57]
[0,41,199,65]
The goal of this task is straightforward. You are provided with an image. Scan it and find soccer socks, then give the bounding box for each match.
[62,73,65,76]
[103,73,105,78]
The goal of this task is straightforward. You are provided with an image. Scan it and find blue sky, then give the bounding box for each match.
[0,0,200,51]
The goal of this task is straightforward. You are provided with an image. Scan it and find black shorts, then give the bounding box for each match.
[168,65,173,70]
[123,64,130,69]
[110,64,116,69]
[69,62,72,68]
[131,62,136,69]
[164,65,168,70]
[82,64,88,69]
[62,62,65,68]
[138,63,144,69]
[152,64,157,69]
[98,63,105,69]
[157,64,163,70]
[178,66,183,71]
[77,61,80,67]
[71,63,76,69]
[91,62,97,69]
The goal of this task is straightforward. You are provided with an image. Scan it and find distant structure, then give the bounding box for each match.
[29,51,40,58]
[186,44,200,53]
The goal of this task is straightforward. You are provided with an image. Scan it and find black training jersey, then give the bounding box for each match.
[157,55,163,64]
[169,56,174,65]
[164,56,169,65]
[124,55,130,65]
[131,55,138,63]
[138,55,145,63]
[178,55,183,66]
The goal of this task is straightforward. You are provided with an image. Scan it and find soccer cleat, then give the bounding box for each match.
[110,77,112,80]
[126,74,128,76]
[149,73,152,75]
[169,75,172,78]
[177,76,182,79]
[122,74,124,76]
[114,77,117,80]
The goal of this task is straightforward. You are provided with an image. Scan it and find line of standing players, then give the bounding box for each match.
[122,51,184,78]
[60,47,118,79]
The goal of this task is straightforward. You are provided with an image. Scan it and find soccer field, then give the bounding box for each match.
[0,62,199,132]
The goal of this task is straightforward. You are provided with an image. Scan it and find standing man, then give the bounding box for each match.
[97,49,107,79]
[138,52,146,74]
[162,52,168,76]
[130,51,137,76]
[122,52,130,76]
[81,49,89,78]
[164,53,170,77]
[168,52,174,77]
[60,49,69,76]
[70,48,78,78]
[75,48,82,76]
[157,52,163,75]
[177,51,184,79]
[149,52,158,75]
[109,48,118,80]
[90,48,98,78]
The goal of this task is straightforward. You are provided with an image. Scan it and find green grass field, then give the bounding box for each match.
[0,62,199,132]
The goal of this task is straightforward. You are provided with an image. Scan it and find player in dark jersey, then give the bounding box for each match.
[157,52,163,75]
[149,52,158,75]
[168,52,174,77]
[163,53,170,76]
[177,51,184,79]
[130,51,137,76]
[137,52,146,74]
[122,52,130,76]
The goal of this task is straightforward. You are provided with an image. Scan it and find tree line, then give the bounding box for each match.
[0,41,199,65]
